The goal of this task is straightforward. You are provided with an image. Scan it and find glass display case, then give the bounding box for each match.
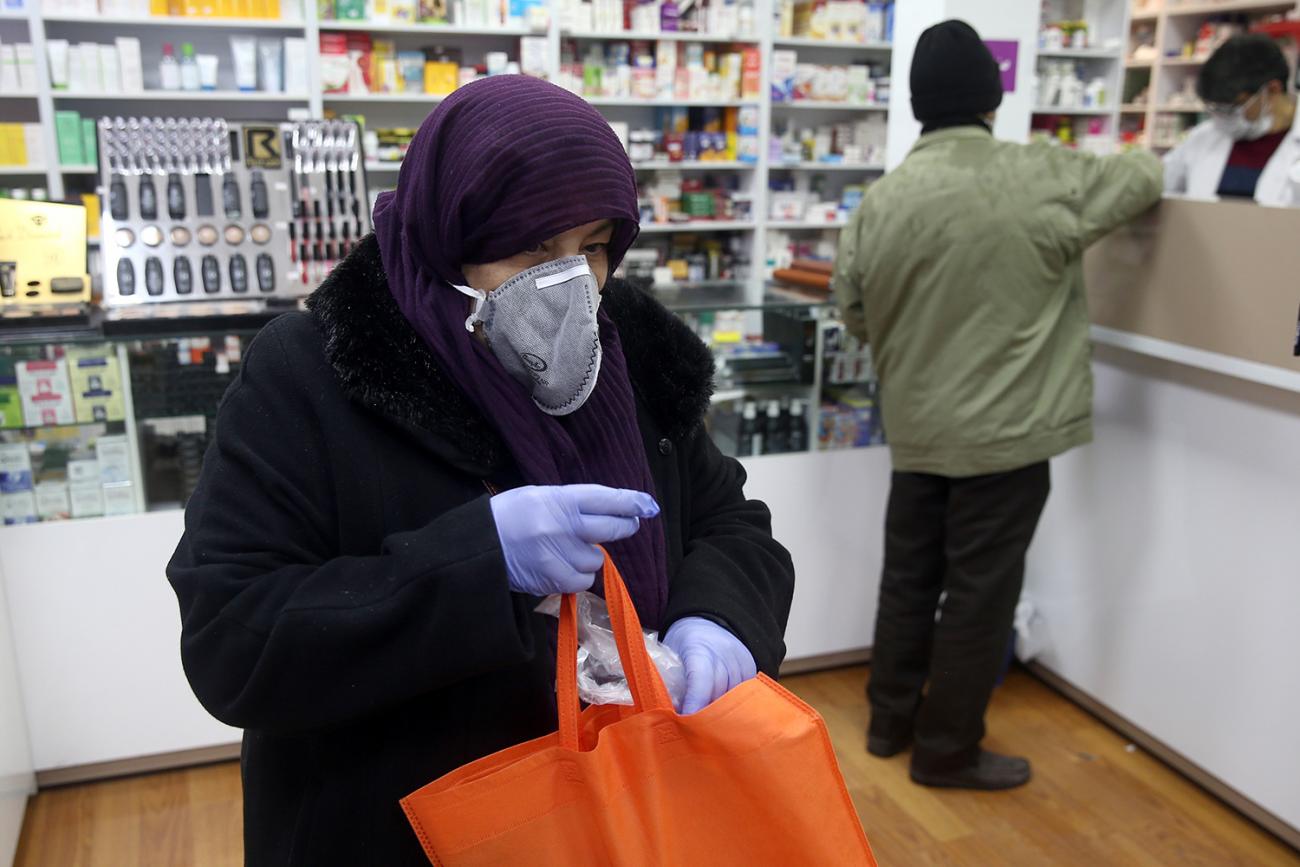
[645,283,885,458]
[0,316,265,525]
[0,290,883,526]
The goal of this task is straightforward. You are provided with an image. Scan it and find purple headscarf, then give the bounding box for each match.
[372,76,669,627]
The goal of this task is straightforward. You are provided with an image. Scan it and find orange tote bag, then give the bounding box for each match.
[400,553,877,866]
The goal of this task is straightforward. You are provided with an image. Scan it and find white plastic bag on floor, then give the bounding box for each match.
[536,592,687,711]
[1013,595,1046,662]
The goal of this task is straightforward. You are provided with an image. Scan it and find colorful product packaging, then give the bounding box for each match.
[16,359,75,427]
[65,345,125,423]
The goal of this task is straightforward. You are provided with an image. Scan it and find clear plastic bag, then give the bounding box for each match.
[536,592,687,712]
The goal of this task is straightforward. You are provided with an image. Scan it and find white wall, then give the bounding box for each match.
[744,448,891,661]
[888,0,1040,167]
[0,511,238,772]
[0,559,34,867]
[1028,344,1300,833]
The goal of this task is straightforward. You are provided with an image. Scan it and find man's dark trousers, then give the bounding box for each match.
[867,461,1051,771]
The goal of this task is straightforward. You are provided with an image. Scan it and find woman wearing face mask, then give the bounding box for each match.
[1164,34,1300,206]
[167,76,795,866]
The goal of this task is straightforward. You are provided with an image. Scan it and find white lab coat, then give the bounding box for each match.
[1163,111,1300,207]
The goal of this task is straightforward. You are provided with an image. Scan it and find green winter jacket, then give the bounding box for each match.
[833,127,1163,477]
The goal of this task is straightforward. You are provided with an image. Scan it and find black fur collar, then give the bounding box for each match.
[306,235,715,472]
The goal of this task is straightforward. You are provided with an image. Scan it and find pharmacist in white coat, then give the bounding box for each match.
[1164,34,1300,207]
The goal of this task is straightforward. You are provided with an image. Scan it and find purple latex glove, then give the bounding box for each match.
[490,484,659,597]
[663,617,758,715]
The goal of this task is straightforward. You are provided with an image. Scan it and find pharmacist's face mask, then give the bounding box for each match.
[1211,86,1274,141]
[454,256,602,416]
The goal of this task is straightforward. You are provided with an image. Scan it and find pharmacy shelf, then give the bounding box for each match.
[1120,104,1149,113]
[1125,58,1155,68]
[1155,104,1205,113]
[639,221,754,233]
[1131,9,1160,21]
[52,90,309,101]
[1162,57,1209,66]
[0,91,38,99]
[587,97,756,107]
[632,161,753,170]
[0,166,47,176]
[563,30,760,44]
[772,37,891,51]
[60,165,97,174]
[767,219,847,230]
[1037,47,1123,59]
[1165,0,1297,16]
[772,101,888,111]
[320,19,533,36]
[1032,106,1116,115]
[41,13,306,29]
[771,161,885,172]
[324,93,446,103]
[0,9,29,19]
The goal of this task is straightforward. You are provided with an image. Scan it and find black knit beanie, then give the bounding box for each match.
[911,20,1004,126]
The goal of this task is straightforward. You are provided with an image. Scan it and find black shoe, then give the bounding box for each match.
[866,732,912,758]
[910,750,1032,790]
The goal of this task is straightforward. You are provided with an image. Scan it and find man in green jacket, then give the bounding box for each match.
[834,20,1162,791]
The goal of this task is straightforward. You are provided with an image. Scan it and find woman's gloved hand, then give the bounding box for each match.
[663,617,758,715]
[490,484,659,597]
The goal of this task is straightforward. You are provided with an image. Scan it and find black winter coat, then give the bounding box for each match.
[167,236,796,866]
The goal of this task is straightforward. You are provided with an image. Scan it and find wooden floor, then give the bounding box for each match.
[14,666,1300,866]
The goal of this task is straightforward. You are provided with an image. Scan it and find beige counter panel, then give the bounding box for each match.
[1083,197,1300,376]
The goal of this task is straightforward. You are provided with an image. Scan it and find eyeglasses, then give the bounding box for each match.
[1205,86,1268,118]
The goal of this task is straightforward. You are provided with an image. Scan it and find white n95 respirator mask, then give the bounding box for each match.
[1213,86,1275,141]
[454,255,603,417]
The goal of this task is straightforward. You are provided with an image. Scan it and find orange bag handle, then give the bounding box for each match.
[557,551,675,751]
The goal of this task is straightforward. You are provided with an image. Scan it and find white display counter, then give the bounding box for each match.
[0,557,34,867]
[0,448,889,782]
[1028,344,1300,845]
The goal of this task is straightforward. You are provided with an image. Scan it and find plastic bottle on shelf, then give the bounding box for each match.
[763,400,788,455]
[159,43,181,91]
[789,399,808,452]
[179,43,201,91]
[738,401,759,457]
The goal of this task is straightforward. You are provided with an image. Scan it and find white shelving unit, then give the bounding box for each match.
[1032,1,1131,151]
[772,161,886,171]
[772,36,891,51]
[323,93,446,103]
[768,219,848,230]
[633,160,752,170]
[586,97,755,107]
[1039,46,1124,59]
[3,0,906,303]
[41,13,305,28]
[321,19,534,36]
[1033,104,1118,114]
[51,90,311,101]
[564,29,760,43]
[771,100,887,111]
[639,221,756,233]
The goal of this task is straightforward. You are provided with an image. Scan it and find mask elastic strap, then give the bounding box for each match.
[452,283,486,333]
